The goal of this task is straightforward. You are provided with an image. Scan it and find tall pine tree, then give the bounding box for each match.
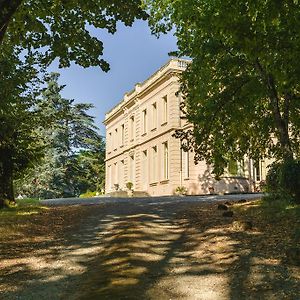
[19,73,105,199]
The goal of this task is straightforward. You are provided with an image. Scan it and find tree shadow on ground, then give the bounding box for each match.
[0,201,299,299]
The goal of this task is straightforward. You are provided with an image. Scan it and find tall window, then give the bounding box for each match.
[163,142,169,180]
[130,155,135,184]
[119,160,125,188]
[163,95,168,124]
[151,146,158,182]
[182,149,189,179]
[108,165,112,190]
[114,162,118,185]
[152,102,157,129]
[114,128,118,150]
[108,132,112,152]
[130,116,135,141]
[142,109,147,134]
[121,124,125,146]
[142,150,148,188]
[228,160,245,176]
[254,161,261,181]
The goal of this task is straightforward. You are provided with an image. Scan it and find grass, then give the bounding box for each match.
[0,198,48,220]
[232,195,300,248]
[0,198,50,240]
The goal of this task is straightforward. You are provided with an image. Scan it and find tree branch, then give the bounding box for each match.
[0,0,23,44]
[254,58,292,158]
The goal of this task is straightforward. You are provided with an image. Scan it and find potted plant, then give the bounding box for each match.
[126,182,133,197]
[175,186,187,196]
[208,186,215,194]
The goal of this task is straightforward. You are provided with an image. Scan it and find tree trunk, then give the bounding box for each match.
[267,76,293,161]
[0,149,15,208]
[255,59,293,160]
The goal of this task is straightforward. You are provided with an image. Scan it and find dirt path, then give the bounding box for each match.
[1,199,299,299]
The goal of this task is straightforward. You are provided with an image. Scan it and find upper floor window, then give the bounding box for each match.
[162,95,168,124]
[142,109,147,134]
[130,116,135,141]
[152,102,157,130]
[114,128,118,150]
[108,132,112,152]
[121,124,125,146]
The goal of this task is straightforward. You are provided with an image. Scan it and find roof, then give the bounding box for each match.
[103,58,190,125]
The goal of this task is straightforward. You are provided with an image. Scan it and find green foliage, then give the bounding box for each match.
[126,182,133,190]
[17,73,106,199]
[175,186,187,195]
[145,0,300,177]
[79,191,98,198]
[266,160,300,203]
[0,46,46,206]
[1,0,147,70]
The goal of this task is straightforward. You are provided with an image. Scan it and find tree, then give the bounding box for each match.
[0,0,147,70]
[18,73,105,199]
[145,0,300,176]
[0,47,45,207]
[65,141,106,197]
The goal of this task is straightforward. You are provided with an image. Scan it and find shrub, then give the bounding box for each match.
[266,160,300,203]
[79,191,97,198]
[126,182,133,190]
[175,186,187,195]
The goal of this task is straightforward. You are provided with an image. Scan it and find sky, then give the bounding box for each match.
[49,20,178,136]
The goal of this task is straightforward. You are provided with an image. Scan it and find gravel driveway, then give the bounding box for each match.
[2,193,299,300]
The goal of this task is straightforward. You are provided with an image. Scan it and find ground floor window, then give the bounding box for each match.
[228,159,245,176]
[162,142,169,180]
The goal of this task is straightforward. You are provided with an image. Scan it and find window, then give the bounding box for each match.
[228,160,245,176]
[130,116,135,141]
[129,155,135,184]
[152,102,157,129]
[119,160,125,188]
[142,150,148,189]
[142,109,147,134]
[108,132,112,152]
[163,142,169,180]
[114,162,118,184]
[254,161,261,181]
[114,128,118,150]
[121,124,125,146]
[182,149,189,179]
[228,160,238,176]
[151,146,158,182]
[108,165,112,190]
[162,95,168,124]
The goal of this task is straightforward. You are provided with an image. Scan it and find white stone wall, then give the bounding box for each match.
[104,59,267,196]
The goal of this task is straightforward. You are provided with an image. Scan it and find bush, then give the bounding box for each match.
[126,182,133,190]
[79,191,97,198]
[175,186,187,195]
[266,160,300,203]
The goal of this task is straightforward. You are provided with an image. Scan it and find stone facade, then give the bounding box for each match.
[104,59,268,196]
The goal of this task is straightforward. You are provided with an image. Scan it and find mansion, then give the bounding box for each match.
[104,59,268,196]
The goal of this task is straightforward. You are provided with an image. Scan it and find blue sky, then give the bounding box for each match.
[49,20,177,135]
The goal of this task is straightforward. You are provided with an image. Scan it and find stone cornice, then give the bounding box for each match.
[103,58,190,126]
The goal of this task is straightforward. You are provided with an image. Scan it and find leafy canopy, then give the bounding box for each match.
[1,0,147,70]
[145,0,300,175]
[17,73,105,199]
